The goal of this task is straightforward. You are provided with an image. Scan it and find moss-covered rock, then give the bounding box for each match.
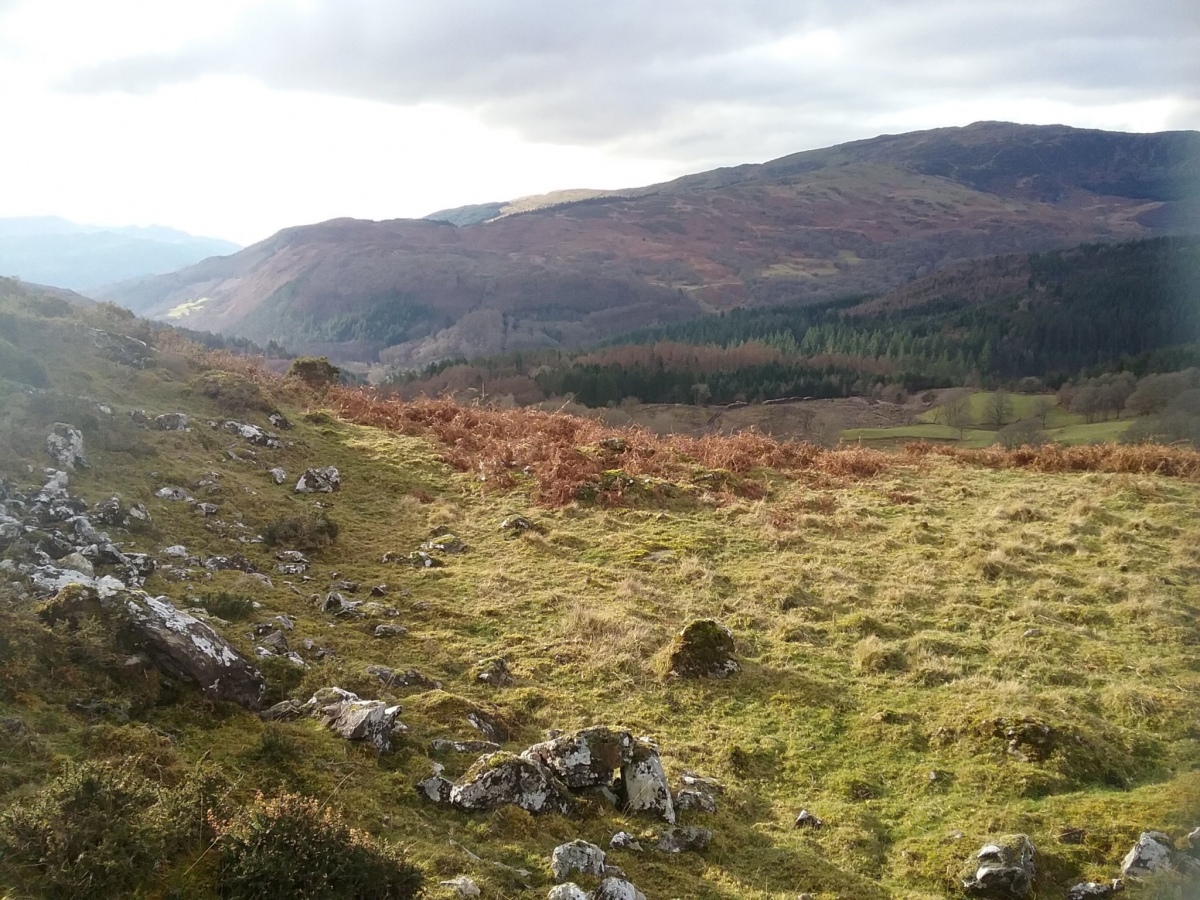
[664,619,739,679]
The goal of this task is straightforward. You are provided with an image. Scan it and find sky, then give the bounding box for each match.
[0,0,1196,246]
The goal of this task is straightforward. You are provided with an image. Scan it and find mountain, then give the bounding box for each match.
[1,281,1199,900]
[100,122,1200,367]
[0,216,241,291]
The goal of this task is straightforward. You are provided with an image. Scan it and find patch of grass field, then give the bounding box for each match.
[0,289,1197,899]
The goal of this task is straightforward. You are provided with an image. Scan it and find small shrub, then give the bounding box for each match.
[263,513,340,552]
[213,792,423,900]
[288,356,342,389]
[198,592,257,621]
[193,371,270,415]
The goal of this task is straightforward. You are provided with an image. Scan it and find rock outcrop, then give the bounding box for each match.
[295,466,340,493]
[960,835,1037,899]
[1121,831,1175,879]
[448,752,573,815]
[665,619,739,678]
[303,687,404,753]
[46,424,86,471]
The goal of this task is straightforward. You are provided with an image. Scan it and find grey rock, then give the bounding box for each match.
[500,515,538,532]
[524,727,636,789]
[439,876,480,899]
[275,550,309,564]
[374,623,408,638]
[370,583,388,597]
[449,753,573,815]
[153,413,189,431]
[551,840,607,882]
[155,486,192,502]
[195,502,219,517]
[610,832,643,853]
[962,835,1037,899]
[268,467,288,485]
[223,421,282,449]
[1121,831,1174,879]
[476,656,512,687]
[794,809,824,829]
[161,545,189,559]
[259,630,289,653]
[420,534,468,554]
[304,687,403,753]
[47,424,86,471]
[58,551,94,578]
[268,412,292,430]
[295,466,340,493]
[430,739,501,754]
[676,789,717,813]
[262,699,304,721]
[656,825,712,853]
[1066,881,1123,899]
[416,774,454,803]
[467,710,510,743]
[548,885,588,900]
[620,742,675,824]
[666,619,739,679]
[123,502,152,529]
[590,878,647,900]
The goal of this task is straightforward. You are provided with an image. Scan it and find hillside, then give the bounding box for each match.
[0,217,241,292]
[98,122,1200,367]
[2,279,1200,899]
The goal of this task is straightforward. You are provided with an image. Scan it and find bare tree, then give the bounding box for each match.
[984,390,1014,428]
[939,390,973,441]
[1032,395,1056,428]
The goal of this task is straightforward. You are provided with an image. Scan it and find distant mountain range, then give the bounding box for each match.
[0,217,240,292]
[98,122,1200,366]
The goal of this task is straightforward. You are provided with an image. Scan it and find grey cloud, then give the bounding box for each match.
[60,0,1200,161]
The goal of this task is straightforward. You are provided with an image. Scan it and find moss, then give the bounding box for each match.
[662,618,739,679]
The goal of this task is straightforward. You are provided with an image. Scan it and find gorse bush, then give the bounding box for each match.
[199,591,257,621]
[287,356,342,389]
[262,512,340,551]
[212,792,423,900]
[0,760,214,900]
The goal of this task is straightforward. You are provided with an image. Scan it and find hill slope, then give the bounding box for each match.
[99,122,1200,367]
[1,281,1199,899]
[0,216,241,291]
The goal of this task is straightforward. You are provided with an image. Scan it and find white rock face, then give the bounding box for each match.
[439,875,480,898]
[46,424,85,470]
[1121,831,1175,879]
[448,753,573,815]
[621,746,676,824]
[155,486,193,502]
[295,466,340,493]
[551,840,607,882]
[547,885,588,900]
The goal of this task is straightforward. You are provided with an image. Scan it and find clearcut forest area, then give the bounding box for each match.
[0,276,1198,900]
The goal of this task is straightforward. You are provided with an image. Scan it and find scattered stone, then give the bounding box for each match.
[304,687,404,753]
[675,789,718,813]
[152,413,189,431]
[162,545,189,559]
[276,563,307,575]
[295,466,340,493]
[619,742,675,824]
[591,878,646,900]
[367,665,441,690]
[610,832,643,853]
[407,550,442,568]
[416,774,453,803]
[500,515,537,533]
[223,421,282,448]
[268,412,292,430]
[1121,831,1174,879]
[447,752,573,815]
[262,699,304,721]
[548,885,588,900]
[155,486,193,502]
[46,424,86,470]
[374,623,408,638]
[1066,881,1123,899]
[439,875,480,899]
[467,711,510,744]
[58,551,94,578]
[475,656,513,687]
[551,840,607,882]
[268,467,288,485]
[203,554,258,573]
[794,810,824,829]
[679,771,725,793]
[985,718,1055,763]
[370,583,388,597]
[431,739,501,754]
[196,502,219,517]
[1022,628,1042,638]
[656,825,712,853]
[961,835,1037,899]
[665,619,739,679]
[420,534,468,554]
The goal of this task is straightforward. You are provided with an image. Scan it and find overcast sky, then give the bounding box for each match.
[1,0,1196,245]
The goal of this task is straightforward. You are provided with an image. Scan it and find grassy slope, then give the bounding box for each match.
[1,302,1198,899]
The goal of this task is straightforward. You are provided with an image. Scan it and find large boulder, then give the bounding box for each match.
[1066,882,1123,899]
[551,840,607,882]
[40,586,266,709]
[1121,831,1175,879]
[619,742,675,824]
[46,424,86,471]
[665,619,739,679]
[448,753,573,815]
[295,466,340,493]
[960,835,1037,899]
[524,727,637,788]
[153,413,189,431]
[591,879,647,900]
[303,687,403,753]
[548,885,588,900]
